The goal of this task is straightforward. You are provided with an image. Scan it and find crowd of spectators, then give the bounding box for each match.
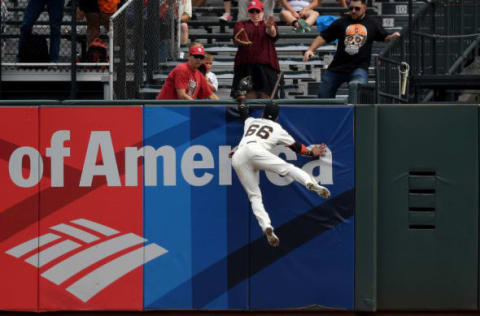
[7,0,403,100]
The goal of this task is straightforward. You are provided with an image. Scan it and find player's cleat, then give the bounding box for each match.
[307,183,331,199]
[219,12,232,22]
[265,227,279,247]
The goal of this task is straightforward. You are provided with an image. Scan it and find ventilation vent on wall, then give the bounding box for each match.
[408,171,436,230]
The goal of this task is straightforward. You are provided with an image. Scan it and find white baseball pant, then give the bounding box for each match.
[232,142,315,233]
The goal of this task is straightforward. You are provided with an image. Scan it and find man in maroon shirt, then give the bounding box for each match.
[156,44,219,100]
[230,0,280,100]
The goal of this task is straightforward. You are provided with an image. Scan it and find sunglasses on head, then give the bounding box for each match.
[349,6,362,11]
[192,54,205,59]
[249,9,261,13]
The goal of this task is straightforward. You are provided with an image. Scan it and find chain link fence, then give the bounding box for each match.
[110,0,179,99]
[0,0,179,99]
[0,0,87,63]
[376,0,480,104]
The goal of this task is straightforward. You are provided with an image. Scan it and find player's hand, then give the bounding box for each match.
[303,50,315,62]
[311,143,327,158]
[298,8,307,17]
[292,11,300,19]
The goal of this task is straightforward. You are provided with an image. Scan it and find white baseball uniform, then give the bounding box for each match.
[232,117,317,233]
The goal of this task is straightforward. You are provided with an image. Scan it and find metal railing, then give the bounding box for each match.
[348,82,376,105]
[109,0,180,99]
[376,0,480,104]
[0,0,180,99]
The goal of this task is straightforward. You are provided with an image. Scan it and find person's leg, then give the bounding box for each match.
[219,0,232,21]
[237,0,248,21]
[303,9,319,26]
[317,70,347,98]
[349,68,368,85]
[85,12,100,45]
[180,22,189,45]
[47,0,65,62]
[252,147,330,198]
[18,0,46,59]
[263,0,275,18]
[232,148,273,234]
[279,9,296,25]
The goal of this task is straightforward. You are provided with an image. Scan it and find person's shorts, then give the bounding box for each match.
[231,63,279,98]
[79,0,119,14]
[79,0,99,13]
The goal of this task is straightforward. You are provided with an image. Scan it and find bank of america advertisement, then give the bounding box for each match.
[0,105,354,311]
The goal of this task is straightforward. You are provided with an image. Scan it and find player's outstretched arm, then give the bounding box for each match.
[288,142,326,158]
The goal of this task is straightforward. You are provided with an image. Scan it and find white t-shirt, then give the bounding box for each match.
[238,117,295,151]
[287,0,312,12]
[206,71,218,91]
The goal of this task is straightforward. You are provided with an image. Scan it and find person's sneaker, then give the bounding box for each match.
[294,25,306,33]
[219,12,232,22]
[264,227,279,247]
[297,18,311,32]
[307,183,331,199]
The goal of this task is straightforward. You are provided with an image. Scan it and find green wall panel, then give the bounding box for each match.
[375,105,478,310]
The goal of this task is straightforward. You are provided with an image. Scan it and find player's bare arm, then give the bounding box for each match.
[303,35,326,61]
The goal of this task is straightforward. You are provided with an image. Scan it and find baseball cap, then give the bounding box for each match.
[263,103,279,120]
[189,45,205,56]
[248,0,263,11]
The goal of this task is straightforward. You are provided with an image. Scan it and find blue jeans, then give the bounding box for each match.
[317,68,368,98]
[18,0,65,62]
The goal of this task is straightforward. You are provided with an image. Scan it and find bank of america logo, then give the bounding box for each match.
[5,218,167,302]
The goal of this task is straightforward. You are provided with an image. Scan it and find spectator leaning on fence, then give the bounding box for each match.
[231,0,280,100]
[156,43,219,100]
[17,0,65,62]
[303,0,400,98]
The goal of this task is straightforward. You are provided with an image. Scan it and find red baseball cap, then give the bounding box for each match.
[248,0,263,11]
[189,45,205,56]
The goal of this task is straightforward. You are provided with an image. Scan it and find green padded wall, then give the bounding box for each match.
[355,105,378,311]
[375,105,478,310]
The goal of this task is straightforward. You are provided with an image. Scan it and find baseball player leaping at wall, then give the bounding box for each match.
[230,102,331,247]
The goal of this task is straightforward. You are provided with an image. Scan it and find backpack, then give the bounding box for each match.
[18,34,49,62]
[86,38,108,63]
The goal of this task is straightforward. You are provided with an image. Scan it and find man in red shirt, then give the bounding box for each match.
[156,44,219,100]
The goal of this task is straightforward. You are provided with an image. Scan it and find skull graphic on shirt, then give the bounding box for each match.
[344,24,367,55]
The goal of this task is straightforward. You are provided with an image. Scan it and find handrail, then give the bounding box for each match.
[0,98,347,106]
[378,1,432,59]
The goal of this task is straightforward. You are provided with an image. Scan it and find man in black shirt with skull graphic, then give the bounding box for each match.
[303,0,400,98]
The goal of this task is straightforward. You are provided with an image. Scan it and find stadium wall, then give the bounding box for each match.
[0,101,478,312]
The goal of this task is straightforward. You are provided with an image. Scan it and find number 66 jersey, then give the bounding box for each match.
[238,117,295,151]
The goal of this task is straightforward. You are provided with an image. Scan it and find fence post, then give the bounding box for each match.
[70,0,78,99]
